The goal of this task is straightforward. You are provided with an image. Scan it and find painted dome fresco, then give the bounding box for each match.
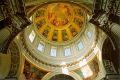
[33,3,86,43]
[24,2,99,71]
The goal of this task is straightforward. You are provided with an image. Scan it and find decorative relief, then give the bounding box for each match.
[7,41,20,78]
[103,59,117,74]
[36,19,46,29]
[35,9,45,18]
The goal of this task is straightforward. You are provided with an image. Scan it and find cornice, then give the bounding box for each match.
[19,25,99,71]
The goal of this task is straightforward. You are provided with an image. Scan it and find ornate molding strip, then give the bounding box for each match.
[6,41,20,78]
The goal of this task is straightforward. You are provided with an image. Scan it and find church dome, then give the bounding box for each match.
[32,2,86,45]
[23,2,98,71]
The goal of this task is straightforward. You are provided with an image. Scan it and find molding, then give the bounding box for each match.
[6,41,20,78]
[41,71,83,80]
[18,24,100,71]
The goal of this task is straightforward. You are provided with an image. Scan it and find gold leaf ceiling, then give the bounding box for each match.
[33,3,86,43]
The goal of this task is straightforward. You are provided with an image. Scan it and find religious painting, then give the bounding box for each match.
[35,9,45,18]
[33,2,86,43]
[36,19,46,29]
[74,18,83,28]
[85,57,99,80]
[23,60,47,80]
[42,26,51,38]
[62,30,68,41]
[75,57,99,80]
[52,30,58,41]
[74,7,84,17]
[69,25,78,37]
[47,3,72,27]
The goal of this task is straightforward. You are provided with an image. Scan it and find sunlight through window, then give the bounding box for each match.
[77,42,84,50]
[50,47,57,57]
[37,43,44,52]
[29,30,36,42]
[64,48,71,56]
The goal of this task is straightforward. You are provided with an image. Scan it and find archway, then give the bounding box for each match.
[102,37,119,73]
[50,74,75,80]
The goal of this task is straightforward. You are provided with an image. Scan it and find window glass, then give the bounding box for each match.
[37,43,44,52]
[77,42,84,50]
[50,48,57,57]
[64,48,71,56]
[29,30,36,42]
[87,32,92,38]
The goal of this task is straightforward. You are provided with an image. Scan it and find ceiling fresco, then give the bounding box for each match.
[23,60,47,80]
[33,3,86,43]
[75,57,99,80]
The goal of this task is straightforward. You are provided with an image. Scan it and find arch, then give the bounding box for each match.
[102,37,119,73]
[41,71,83,80]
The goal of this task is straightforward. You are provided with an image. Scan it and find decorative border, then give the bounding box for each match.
[41,71,83,80]
[6,41,20,78]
